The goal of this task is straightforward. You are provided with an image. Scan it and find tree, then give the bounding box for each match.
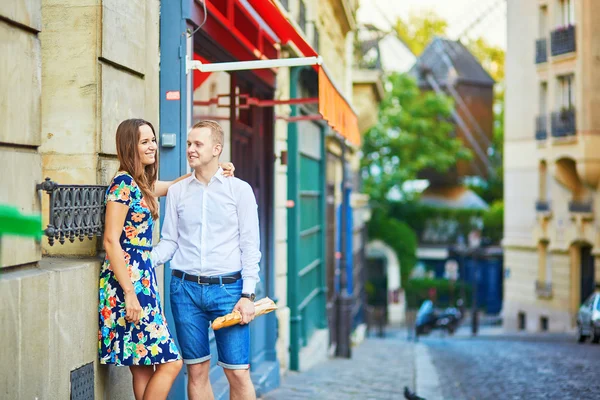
[361,73,472,204]
[395,10,448,56]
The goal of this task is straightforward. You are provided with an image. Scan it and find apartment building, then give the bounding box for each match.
[504,0,600,332]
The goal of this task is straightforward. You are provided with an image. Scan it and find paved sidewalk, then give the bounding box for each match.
[262,329,444,400]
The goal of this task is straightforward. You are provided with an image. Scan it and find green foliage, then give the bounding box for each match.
[404,278,471,310]
[389,201,503,245]
[361,73,471,203]
[395,10,448,56]
[464,37,505,83]
[482,200,504,244]
[367,208,418,285]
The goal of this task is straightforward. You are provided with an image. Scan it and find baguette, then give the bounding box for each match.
[212,297,278,330]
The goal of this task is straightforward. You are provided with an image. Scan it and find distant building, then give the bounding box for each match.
[504,0,600,333]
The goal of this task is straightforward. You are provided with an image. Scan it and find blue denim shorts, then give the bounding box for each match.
[170,271,249,369]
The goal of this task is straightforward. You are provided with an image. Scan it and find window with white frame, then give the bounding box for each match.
[557,74,575,109]
[558,0,575,27]
[539,5,548,37]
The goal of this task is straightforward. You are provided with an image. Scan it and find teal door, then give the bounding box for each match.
[288,66,327,370]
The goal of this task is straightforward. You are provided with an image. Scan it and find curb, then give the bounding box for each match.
[415,343,445,400]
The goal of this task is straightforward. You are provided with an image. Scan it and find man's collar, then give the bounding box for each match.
[190,167,225,185]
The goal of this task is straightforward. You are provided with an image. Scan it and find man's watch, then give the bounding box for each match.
[241,293,256,302]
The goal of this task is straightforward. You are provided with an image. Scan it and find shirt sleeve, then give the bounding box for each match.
[236,182,261,294]
[106,174,134,207]
[151,186,180,266]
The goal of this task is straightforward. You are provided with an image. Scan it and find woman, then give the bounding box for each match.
[99,118,233,399]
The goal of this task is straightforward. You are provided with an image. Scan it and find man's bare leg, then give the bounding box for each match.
[188,361,215,400]
[223,368,256,400]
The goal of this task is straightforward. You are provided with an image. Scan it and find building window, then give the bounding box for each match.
[557,74,575,109]
[539,5,548,37]
[540,316,549,331]
[558,0,575,27]
[518,312,526,331]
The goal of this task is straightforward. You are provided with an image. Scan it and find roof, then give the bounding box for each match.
[419,185,489,210]
[410,37,495,87]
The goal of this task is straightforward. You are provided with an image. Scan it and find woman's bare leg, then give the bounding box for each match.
[130,365,155,400]
[142,359,183,400]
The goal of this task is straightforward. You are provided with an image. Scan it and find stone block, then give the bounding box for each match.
[144,0,160,122]
[274,207,287,242]
[274,242,288,278]
[0,0,41,31]
[41,258,103,399]
[18,268,51,399]
[100,63,145,155]
[275,172,288,207]
[0,22,41,146]
[98,157,120,186]
[40,5,98,155]
[275,274,288,308]
[101,0,146,74]
[0,276,21,399]
[0,149,41,267]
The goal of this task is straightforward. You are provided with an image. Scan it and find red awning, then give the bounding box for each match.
[245,0,360,146]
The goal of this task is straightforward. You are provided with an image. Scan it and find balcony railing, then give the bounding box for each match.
[298,0,306,33]
[535,281,553,299]
[535,114,548,140]
[568,200,593,214]
[536,38,548,64]
[36,178,107,246]
[536,200,550,212]
[550,108,576,137]
[550,25,576,56]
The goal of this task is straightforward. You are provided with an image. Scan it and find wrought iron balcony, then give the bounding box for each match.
[568,200,593,214]
[535,281,553,299]
[550,25,576,56]
[298,0,306,33]
[36,178,107,246]
[550,108,576,137]
[535,38,548,64]
[535,114,548,140]
[535,200,550,213]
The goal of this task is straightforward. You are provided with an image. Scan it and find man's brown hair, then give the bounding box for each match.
[192,120,224,153]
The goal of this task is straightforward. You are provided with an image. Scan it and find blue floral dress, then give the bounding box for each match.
[98,171,180,366]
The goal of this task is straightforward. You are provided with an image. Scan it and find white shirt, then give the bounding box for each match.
[151,168,261,294]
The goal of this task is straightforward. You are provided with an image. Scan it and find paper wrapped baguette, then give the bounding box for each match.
[212,297,278,330]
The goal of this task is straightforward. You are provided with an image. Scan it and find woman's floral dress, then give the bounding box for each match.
[98,171,180,366]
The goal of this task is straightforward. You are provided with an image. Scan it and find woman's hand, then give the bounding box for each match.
[220,162,236,177]
[124,291,143,325]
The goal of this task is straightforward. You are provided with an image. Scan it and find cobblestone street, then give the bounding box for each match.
[262,326,600,400]
[262,329,419,400]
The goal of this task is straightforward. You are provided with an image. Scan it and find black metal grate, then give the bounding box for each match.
[550,108,576,138]
[535,38,548,64]
[70,363,94,400]
[535,114,548,140]
[37,178,108,246]
[535,200,550,212]
[569,200,593,213]
[298,0,306,33]
[550,25,576,56]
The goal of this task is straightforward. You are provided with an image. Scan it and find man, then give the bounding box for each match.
[152,120,260,400]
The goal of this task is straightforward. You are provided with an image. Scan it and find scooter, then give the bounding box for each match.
[415,299,463,337]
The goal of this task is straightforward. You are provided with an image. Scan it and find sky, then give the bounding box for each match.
[358,0,507,50]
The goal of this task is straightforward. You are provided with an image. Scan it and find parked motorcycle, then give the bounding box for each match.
[415,299,463,337]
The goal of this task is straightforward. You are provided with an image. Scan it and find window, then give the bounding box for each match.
[538,242,552,284]
[557,74,575,109]
[518,312,526,330]
[539,5,548,37]
[540,316,549,331]
[558,0,575,27]
[539,82,548,115]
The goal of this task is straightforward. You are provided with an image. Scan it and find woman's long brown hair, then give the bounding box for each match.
[115,119,159,220]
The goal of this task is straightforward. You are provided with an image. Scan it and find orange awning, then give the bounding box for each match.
[318,68,361,146]
[246,0,361,147]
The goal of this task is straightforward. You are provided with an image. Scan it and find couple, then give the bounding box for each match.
[99,119,260,400]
